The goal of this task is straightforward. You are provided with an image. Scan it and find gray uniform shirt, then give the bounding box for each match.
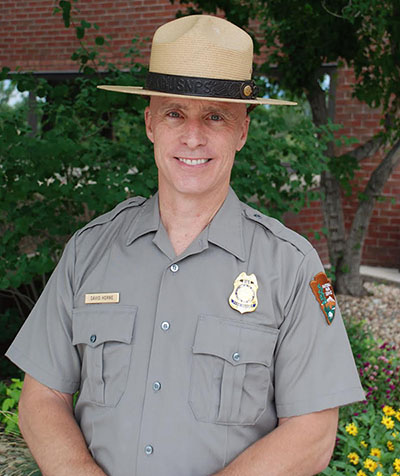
[7,188,364,476]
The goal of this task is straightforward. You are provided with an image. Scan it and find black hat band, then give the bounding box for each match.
[145,72,259,100]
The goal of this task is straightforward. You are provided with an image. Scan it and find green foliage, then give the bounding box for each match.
[0,71,156,320]
[0,310,25,378]
[0,378,23,434]
[323,404,400,475]
[233,104,331,218]
[342,1,400,125]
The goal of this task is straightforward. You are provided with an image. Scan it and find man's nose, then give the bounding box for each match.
[180,118,207,149]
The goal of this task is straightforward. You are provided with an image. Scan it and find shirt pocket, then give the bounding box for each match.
[72,305,137,407]
[189,314,279,425]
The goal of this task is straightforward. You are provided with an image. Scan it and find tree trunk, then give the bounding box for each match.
[335,140,400,295]
[306,79,347,277]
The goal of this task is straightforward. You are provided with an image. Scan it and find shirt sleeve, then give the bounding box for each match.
[5,234,81,394]
[274,248,365,417]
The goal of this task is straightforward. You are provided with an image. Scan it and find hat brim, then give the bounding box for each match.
[97,85,296,106]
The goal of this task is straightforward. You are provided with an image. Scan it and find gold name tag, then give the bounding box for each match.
[85,293,120,304]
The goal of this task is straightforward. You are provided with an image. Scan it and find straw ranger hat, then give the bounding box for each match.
[98,15,295,106]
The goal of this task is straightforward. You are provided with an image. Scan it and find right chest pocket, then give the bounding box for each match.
[189,315,279,425]
[72,305,137,407]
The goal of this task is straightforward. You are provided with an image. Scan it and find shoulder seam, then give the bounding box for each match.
[242,205,313,256]
[77,197,147,236]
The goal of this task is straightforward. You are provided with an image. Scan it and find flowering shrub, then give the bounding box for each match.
[322,405,400,475]
[340,319,400,422]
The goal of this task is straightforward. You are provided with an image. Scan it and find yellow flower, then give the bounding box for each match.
[393,431,399,438]
[370,448,381,459]
[364,458,378,472]
[348,452,360,465]
[361,440,368,448]
[391,473,400,476]
[387,441,395,451]
[357,471,367,476]
[346,422,358,436]
[383,405,396,416]
[394,459,400,472]
[376,473,383,476]
[396,411,400,422]
[382,415,395,429]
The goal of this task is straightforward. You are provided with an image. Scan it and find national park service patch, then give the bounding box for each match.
[310,272,336,325]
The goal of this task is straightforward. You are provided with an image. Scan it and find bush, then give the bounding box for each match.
[323,404,400,475]
[0,378,23,434]
[342,319,400,419]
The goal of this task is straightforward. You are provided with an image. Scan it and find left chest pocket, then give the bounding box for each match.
[189,315,279,425]
[72,305,137,407]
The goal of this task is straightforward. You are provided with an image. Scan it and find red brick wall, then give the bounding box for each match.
[0,0,177,71]
[1,1,399,268]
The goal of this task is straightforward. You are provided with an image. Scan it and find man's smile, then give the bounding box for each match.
[176,157,211,165]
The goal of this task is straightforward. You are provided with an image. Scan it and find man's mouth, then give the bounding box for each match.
[176,158,211,165]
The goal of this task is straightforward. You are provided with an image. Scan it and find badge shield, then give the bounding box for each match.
[229,272,258,314]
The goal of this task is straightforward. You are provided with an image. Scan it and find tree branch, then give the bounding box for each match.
[346,135,384,162]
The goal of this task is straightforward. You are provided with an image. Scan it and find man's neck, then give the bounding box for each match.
[158,186,229,257]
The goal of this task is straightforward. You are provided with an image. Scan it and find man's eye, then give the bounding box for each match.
[209,114,222,121]
[167,111,181,118]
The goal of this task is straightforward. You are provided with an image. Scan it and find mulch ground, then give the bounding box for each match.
[338,281,400,355]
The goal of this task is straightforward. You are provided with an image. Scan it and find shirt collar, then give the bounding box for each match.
[207,187,246,261]
[126,187,246,261]
[125,193,160,246]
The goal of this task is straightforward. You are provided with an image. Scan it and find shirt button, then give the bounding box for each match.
[145,445,153,455]
[152,381,161,392]
[161,321,170,331]
[170,263,179,273]
[232,352,240,362]
[90,334,97,343]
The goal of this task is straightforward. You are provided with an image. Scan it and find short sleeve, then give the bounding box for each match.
[6,235,81,394]
[274,248,365,417]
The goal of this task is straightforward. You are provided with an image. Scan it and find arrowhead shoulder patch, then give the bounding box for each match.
[310,272,336,325]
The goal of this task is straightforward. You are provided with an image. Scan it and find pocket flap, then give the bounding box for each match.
[193,315,279,367]
[72,305,137,347]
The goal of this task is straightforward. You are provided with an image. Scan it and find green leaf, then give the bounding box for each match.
[76,26,85,39]
[59,0,71,28]
[81,20,91,29]
[95,36,105,45]
[0,66,10,80]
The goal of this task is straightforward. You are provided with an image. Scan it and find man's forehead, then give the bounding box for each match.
[150,96,246,115]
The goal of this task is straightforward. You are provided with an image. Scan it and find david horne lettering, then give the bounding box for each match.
[89,295,114,301]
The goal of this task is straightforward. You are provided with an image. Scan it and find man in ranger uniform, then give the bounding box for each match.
[7,14,364,476]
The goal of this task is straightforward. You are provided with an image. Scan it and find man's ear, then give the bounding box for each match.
[236,114,250,152]
[144,106,154,144]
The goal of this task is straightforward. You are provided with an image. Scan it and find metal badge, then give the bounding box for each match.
[229,272,258,314]
[85,293,120,304]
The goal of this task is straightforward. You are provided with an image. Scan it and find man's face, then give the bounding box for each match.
[144,96,250,199]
